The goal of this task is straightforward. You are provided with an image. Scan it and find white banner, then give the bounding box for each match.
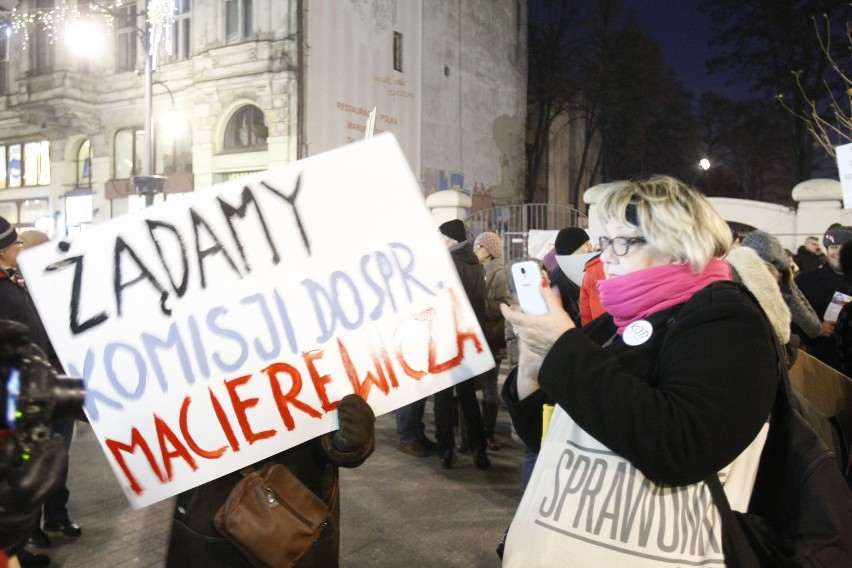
[837,142,852,209]
[19,134,494,508]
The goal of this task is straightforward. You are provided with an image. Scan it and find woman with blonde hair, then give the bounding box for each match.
[500,176,779,566]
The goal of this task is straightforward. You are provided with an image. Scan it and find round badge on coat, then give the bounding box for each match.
[623,320,653,346]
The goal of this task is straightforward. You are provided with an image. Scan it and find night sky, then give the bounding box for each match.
[620,0,750,102]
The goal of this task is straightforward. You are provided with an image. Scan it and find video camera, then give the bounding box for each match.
[0,319,84,551]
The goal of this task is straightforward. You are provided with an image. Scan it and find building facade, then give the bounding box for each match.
[0,0,526,237]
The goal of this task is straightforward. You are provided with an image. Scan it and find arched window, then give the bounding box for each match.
[76,139,92,188]
[223,105,267,151]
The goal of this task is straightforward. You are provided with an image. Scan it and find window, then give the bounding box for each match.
[65,193,92,235]
[0,28,8,95]
[116,5,138,72]
[76,139,92,188]
[393,31,403,72]
[0,140,50,189]
[169,0,191,62]
[223,105,267,151]
[155,120,192,175]
[32,0,55,75]
[114,128,144,179]
[225,0,253,42]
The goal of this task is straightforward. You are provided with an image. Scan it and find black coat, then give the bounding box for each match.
[796,263,852,370]
[504,281,778,486]
[449,242,486,327]
[0,270,61,370]
[794,246,825,274]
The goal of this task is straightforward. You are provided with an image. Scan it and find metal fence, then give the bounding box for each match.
[466,204,587,261]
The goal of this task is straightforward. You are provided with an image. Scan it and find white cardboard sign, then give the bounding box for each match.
[838,142,852,209]
[19,134,494,508]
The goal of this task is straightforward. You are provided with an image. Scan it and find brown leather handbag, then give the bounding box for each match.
[214,463,337,568]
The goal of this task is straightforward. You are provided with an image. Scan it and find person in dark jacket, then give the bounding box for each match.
[166,393,375,568]
[796,226,852,371]
[833,242,852,376]
[794,235,826,274]
[432,219,490,469]
[543,227,592,327]
[0,218,80,567]
[499,176,778,566]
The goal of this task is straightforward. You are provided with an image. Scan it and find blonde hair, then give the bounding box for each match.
[596,176,731,273]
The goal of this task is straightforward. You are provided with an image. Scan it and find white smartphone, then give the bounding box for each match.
[511,260,547,315]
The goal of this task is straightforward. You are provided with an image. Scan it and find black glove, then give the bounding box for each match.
[332,394,375,452]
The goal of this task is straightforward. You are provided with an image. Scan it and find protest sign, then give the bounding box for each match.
[837,142,852,209]
[19,134,494,509]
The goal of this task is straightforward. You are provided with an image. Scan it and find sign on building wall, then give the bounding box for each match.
[20,134,493,508]
[303,1,421,172]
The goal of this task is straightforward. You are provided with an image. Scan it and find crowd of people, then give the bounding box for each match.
[3,173,852,566]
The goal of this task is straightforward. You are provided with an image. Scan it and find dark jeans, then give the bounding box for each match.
[40,417,75,526]
[395,398,427,444]
[434,375,486,455]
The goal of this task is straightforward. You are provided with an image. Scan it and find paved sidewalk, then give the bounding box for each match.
[30,365,524,567]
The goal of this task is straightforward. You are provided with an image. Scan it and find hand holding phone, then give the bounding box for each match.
[511,261,547,315]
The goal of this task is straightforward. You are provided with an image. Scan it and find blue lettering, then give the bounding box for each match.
[207,307,249,372]
[67,349,123,423]
[241,293,281,361]
[141,322,195,392]
[104,343,147,399]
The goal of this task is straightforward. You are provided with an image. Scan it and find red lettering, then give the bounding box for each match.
[338,337,390,399]
[395,311,430,380]
[154,413,198,480]
[430,289,484,373]
[105,428,166,496]
[209,387,240,452]
[263,362,322,431]
[224,374,276,444]
[303,350,337,412]
[179,396,227,459]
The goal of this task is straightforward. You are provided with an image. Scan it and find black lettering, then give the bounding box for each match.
[114,236,171,317]
[64,255,109,335]
[146,219,190,298]
[191,208,241,288]
[259,172,311,255]
[218,186,281,273]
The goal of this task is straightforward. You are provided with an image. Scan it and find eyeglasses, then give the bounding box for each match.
[599,236,646,256]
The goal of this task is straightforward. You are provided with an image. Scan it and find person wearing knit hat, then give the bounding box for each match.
[473,231,510,451]
[0,216,19,250]
[0,217,23,284]
[796,224,852,371]
[438,219,468,244]
[474,231,503,259]
[554,227,592,256]
[739,231,821,342]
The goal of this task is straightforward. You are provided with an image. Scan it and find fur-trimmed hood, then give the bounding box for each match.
[726,246,791,343]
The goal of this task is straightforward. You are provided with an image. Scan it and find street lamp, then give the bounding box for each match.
[132,0,177,207]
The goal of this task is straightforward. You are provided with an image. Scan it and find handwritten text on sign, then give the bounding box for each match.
[20,135,494,508]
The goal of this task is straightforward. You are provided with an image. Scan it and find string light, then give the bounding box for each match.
[9,1,175,56]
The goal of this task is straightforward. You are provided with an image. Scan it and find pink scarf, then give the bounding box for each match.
[597,258,732,334]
